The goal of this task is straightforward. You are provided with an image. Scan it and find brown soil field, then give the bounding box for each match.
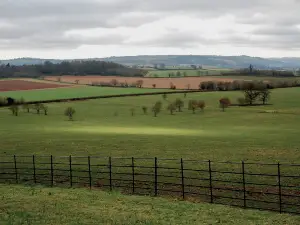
[0,79,71,92]
[45,76,234,89]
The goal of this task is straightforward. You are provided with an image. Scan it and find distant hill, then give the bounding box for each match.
[1,55,299,69]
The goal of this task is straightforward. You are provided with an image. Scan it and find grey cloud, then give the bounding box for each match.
[0,0,300,51]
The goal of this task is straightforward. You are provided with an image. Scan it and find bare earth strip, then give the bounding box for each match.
[45,75,234,89]
[0,79,72,92]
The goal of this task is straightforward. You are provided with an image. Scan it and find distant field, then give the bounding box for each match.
[146,69,228,77]
[0,79,71,92]
[45,75,234,90]
[1,86,171,101]
[1,184,299,225]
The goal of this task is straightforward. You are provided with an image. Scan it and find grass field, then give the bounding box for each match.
[1,184,299,225]
[0,87,299,162]
[1,86,171,101]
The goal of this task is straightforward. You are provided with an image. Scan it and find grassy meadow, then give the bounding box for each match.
[1,86,171,101]
[1,184,299,225]
[0,87,299,162]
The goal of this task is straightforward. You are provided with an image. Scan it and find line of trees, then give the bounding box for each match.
[0,60,146,78]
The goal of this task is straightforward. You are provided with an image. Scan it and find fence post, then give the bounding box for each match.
[132,157,135,194]
[154,157,158,196]
[208,160,213,203]
[277,163,282,213]
[88,156,92,189]
[69,156,72,187]
[109,157,112,191]
[13,155,18,184]
[32,155,36,184]
[50,155,54,187]
[181,158,185,199]
[242,161,246,208]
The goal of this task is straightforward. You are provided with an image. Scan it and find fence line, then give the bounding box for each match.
[1,155,300,215]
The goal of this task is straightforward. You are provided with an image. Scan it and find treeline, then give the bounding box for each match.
[0,60,146,78]
[199,79,299,91]
[221,69,296,77]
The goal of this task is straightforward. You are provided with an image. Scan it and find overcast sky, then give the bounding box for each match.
[0,0,300,59]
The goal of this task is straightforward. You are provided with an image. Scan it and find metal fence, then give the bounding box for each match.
[1,155,300,215]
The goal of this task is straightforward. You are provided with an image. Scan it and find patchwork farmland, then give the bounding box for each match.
[1,76,300,223]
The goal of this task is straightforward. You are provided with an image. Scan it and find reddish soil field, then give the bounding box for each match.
[45,76,234,89]
[0,80,71,92]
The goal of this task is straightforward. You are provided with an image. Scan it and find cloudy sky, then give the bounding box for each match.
[0,0,300,59]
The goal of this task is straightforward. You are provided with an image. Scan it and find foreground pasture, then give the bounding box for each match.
[0,87,299,163]
[1,184,299,225]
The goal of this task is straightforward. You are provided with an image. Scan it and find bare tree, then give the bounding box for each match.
[188,100,198,114]
[111,79,118,87]
[167,103,176,115]
[174,98,184,112]
[198,100,206,111]
[259,89,271,105]
[136,80,144,88]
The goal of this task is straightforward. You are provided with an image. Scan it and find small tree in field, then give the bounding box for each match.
[136,80,144,88]
[188,100,198,114]
[259,89,271,105]
[162,93,167,100]
[142,106,148,115]
[152,101,162,117]
[9,105,19,116]
[167,103,176,115]
[175,98,184,112]
[75,80,80,84]
[111,79,118,87]
[198,100,206,112]
[57,77,61,82]
[34,103,43,114]
[22,104,30,113]
[64,107,76,120]
[130,108,135,116]
[152,84,156,88]
[219,98,231,112]
[41,104,48,115]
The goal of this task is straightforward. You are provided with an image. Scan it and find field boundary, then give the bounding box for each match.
[1,155,299,215]
[1,90,202,106]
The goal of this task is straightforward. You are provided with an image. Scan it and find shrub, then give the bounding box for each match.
[152,84,156,88]
[219,98,231,112]
[75,80,80,84]
[64,107,76,120]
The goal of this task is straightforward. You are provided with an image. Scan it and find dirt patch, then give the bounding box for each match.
[45,75,234,90]
[0,80,72,92]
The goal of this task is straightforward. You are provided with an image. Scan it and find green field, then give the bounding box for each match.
[1,86,171,101]
[1,87,300,162]
[1,184,299,225]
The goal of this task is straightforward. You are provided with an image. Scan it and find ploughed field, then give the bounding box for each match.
[45,75,234,89]
[0,79,71,92]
